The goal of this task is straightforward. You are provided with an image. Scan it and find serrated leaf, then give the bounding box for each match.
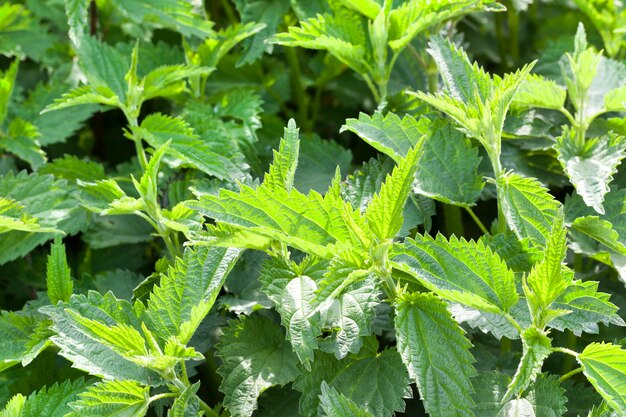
[556,132,626,215]
[66,379,149,417]
[40,292,162,385]
[479,233,542,273]
[1,118,46,169]
[497,172,561,248]
[504,327,552,401]
[64,0,89,47]
[578,343,626,414]
[0,171,88,264]
[18,378,90,417]
[0,60,18,126]
[319,382,375,417]
[0,197,57,235]
[549,280,625,335]
[295,133,352,194]
[365,145,422,240]
[413,119,484,206]
[265,119,299,192]
[46,237,73,304]
[217,315,300,417]
[0,394,25,417]
[40,155,105,183]
[569,216,626,256]
[392,234,519,314]
[0,308,46,372]
[395,292,476,417]
[341,111,422,159]
[78,37,129,101]
[137,113,245,180]
[168,383,201,417]
[513,74,567,110]
[42,85,120,112]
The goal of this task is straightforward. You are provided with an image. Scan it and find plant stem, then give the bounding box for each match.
[149,392,178,403]
[199,399,220,417]
[559,367,583,382]
[465,207,489,235]
[552,346,579,357]
[506,4,520,64]
[561,330,577,374]
[362,74,381,103]
[285,47,310,131]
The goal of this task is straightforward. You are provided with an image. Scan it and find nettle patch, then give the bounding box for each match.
[1,1,626,417]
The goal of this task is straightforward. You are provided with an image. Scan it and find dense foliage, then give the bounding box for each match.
[1,0,626,416]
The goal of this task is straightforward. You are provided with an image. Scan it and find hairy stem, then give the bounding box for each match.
[559,367,583,382]
[465,207,489,235]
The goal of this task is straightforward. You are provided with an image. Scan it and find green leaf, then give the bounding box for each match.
[504,327,552,401]
[341,111,422,160]
[549,280,625,335]
[513,74,567,110]
[146,246,242,344]
[556,132,626,215]
[392,234,519,314]
[64,0,89,47]
[413,119,484,206]
[395,292,476,417]
[0,171,88,264]
[1,118,46,169]
[295,133,352,193]
[39,155,105,183]
[0,394,25,417]
[0,197,57,235]
[138,113,245,180]
[479,233,542,273]
[0,308,46,372]
[19,379,90,417]
[319,382,375,417]
[195,22,265,68]
[141,64,213,102]
[78,37,130,101]
[40,292,162,385]
[46,237,74,304]
[578,343,626,414]
[0,60,18,126]
[217,315,300,417]
[233,0,290,66]
[365,144,422,240]
[66,379,149,417]
[265,119,300,192]
[168,383,201,417]
[497,172,561,248]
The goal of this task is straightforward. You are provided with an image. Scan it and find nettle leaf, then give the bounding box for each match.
[66,379,150,417]
[64,0,89,47]
[578,343,626,414]
[549,280,625,335]
[168,382,201,417]
[217,315,300,417]
[233,0,290,66]
[392,234,519,314]
[43,85,121,112]
[395,292,477,417]
[0,59,18,125]
[513,73,567,110]
[2,118,46,169]
[46,237,73,304]
[0,197,57,235]
[341,111,422,159]
[40,292,162,386]
[413,119,484,206]
[479,233,542,273]
[145,246,242,344]
[294,342,409,417]
[319,382,375,417]
[138,113,245,180]
[295,133,352,194]
[265,118,299,192]
[2,378,91,417]
[365,144,422,240]
[504,327,552,401]
[473,372,567,417]
[272,6,371,75]
[556,132,626,215]
[497,172,561,248]
[0,171,88,265]
[39,155,105,183]
[78,36,130,102]
[0,307,48,372]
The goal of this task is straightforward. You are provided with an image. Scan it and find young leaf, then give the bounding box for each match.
[0,60,18,126]
[46,237,73,304]
[217,315,300,417]
[341,111,422,160]
[504,327,552,401]
[319,382,375,417]
[0,309,46,372]
[365,144,422,240]
[394,292,477,417]
[145,246,242,344]
[392,234,519,314]
[578,343,626,414]
[265,118,299,192]
[66,379,150,417]
[513,74,567,110]
[77,37,130,102]
[497,172,562,248]
[556,132,626,215]
[2,118,46,169]
[168,382,201,417]
[0,197,58,235]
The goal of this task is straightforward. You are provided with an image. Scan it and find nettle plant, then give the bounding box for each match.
[1,1,626,417]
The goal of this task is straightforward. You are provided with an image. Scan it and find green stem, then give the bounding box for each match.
[149,392,178,403]
[442,203,465,237]
[552,346,579,357]
[500,337,512,354]
[559,367,583,382]
[199,399,220,417]
[465,207,489,235]
[285,47,310,131]
[506,5,520,63]
[362,74,381,103]
[561,330,577,374]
